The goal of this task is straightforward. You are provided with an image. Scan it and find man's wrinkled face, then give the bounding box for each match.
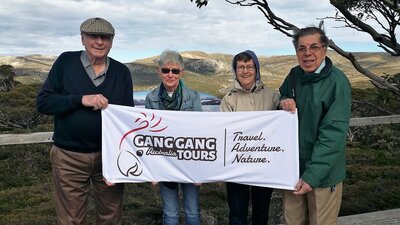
[296,33,327,73]
[81,34,113,61]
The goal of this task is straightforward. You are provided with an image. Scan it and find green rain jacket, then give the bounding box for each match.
[279,57,351,188]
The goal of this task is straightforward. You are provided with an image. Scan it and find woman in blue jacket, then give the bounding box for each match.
[145,49,202,225]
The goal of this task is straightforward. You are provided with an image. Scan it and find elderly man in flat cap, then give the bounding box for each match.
[37,17,134,224]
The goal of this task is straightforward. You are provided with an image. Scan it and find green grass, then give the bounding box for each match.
[0,142,399,224]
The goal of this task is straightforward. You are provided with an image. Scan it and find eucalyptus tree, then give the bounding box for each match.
[191,0,400,95]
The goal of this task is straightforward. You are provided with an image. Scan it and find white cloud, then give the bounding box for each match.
[0,0,391,63]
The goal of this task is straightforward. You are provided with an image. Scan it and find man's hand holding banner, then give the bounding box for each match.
[102,104,299,190]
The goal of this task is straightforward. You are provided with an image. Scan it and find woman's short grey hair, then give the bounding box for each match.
[292,26,329,48]
[157,50,185,69]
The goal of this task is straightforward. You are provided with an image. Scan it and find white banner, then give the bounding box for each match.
[102,104,299,190]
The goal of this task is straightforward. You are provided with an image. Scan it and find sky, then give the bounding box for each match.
[0,0,390,63]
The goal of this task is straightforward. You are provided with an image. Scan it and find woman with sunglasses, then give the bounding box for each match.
[145,49,202,225]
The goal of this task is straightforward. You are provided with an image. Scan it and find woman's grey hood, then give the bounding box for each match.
[231,50,261,81]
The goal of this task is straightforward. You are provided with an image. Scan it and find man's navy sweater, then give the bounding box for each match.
[36,51,134,152]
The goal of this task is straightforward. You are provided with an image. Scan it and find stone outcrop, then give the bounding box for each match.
[184,58,230,74]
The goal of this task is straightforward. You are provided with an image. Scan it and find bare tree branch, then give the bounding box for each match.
[328,40,400,94]
[227,0,299,36]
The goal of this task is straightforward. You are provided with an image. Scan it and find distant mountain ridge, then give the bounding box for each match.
[1,51,399,97]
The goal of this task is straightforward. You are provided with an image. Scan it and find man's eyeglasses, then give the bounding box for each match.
[236,65,255,72]
[161,68,181,74]
[296,44,326,54]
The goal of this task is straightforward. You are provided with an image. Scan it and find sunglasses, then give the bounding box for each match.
[161,68,181,74]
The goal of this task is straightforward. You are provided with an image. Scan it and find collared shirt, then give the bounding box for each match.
[80,51,110,87]
[314,58,326,74]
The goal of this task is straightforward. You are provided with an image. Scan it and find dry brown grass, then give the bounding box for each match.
[2,51,398,94]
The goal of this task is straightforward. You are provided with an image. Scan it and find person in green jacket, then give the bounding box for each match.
[279,26,351,225]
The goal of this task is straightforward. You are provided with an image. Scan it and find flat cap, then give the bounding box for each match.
[80,17,115,36]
